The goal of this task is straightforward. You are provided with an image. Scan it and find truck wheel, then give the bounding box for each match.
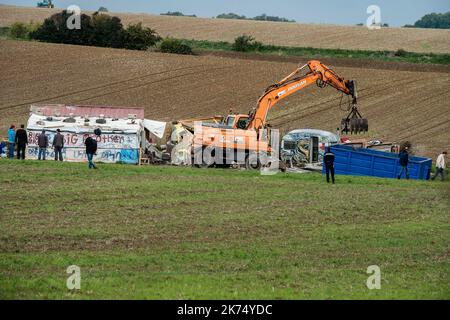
[194,147,214,168]
[245,153,261,170]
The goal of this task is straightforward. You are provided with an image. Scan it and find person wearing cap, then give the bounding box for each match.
[7,125,15,159]
[52,129,64,161]
[398,147,410,180]
[15,124,28,160]
[431,151,447,182]
[37,130,49,161]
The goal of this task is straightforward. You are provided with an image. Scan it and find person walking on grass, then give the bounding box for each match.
[52,129,64,161]
[431,151,447,182]
[324,146,335,184]
[37,130,49,161]
[7,125,15,159]
[398,147,410,180]
[15,124,28,160]
[85,136,98,169]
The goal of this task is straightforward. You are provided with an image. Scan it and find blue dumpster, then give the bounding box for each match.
[322,145,432,180]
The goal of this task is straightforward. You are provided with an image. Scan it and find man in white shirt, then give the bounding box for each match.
[431,151,447,181]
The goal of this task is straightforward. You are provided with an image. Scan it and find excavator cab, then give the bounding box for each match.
[340,80,369,134]
[223,114,250,130]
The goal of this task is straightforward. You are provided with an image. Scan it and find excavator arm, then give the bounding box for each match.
[247,60,366,133]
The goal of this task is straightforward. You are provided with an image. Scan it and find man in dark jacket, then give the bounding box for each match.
[324,147,335,184]
[52,129,64,161]
[37,130,49,161]
[15,124,28,160]
[85,136,98,169]
[398,147,410,179]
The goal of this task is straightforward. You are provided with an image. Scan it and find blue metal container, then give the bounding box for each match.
[322,145,432,180]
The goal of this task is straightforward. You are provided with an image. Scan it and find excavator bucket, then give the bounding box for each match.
[341,105,368,134]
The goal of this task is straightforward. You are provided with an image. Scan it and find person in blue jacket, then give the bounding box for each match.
[398,147,410,179]
[7,125,16,159]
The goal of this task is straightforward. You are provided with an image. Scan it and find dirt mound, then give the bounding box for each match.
[1,5,450,54]
[0,39,449,158]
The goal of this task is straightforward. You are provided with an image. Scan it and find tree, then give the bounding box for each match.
[91,13,124,47]
[9,22,30,39]
[217,12,295,23]
[31,10,94,45]
[232,34,262,52]
[253,14,295,23]
[98,7,108,12]
[405,12,450,29]
[30,10,163,51]
[161,11,196,17]
[216,13,247,20]
[160,38,193,55]
[122,22,161,50]
[8,21,41,39]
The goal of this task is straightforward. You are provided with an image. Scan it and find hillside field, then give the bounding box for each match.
[1,2,449,303]
[0,160,448,299]
[1,5,450,54]
[1,39,449,158]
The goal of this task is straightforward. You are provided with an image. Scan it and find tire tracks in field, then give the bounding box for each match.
[270,75,413,124]
[270,76,424,125]
[72,65,233,104]
[401,119,450,142]
[391,90,450,141]
[397,114,450,142]
[0,64,212,111]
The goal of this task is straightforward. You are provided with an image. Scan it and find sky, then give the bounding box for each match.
[1,0,450,27]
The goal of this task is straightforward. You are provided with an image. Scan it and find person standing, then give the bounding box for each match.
[52,129,64,161]
[398,147,410,180]
[7,125,15,159]
[15,124,28,160]
[431,151,447,182]
[37,130,49,161]
[324,147,335,184]
[85,136,98,169]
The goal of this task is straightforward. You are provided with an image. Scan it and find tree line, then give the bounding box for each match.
[405,12,450,29]
[216,12,295,23]
[160,11,197,18]
[7,10,196,54]
[30,10,161,50]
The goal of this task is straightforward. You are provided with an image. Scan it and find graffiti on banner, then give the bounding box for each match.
[27,131,139,149]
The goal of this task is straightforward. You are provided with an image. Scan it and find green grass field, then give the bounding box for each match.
[0,159,448,299]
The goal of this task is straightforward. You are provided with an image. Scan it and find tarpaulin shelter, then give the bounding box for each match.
[26,104,166,164]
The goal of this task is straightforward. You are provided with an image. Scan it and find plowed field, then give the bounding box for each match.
[1,5,450,54]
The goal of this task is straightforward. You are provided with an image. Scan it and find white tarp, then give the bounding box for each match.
[143,119,167,139]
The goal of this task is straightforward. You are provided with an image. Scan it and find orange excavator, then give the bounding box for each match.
[193,60,368,167]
